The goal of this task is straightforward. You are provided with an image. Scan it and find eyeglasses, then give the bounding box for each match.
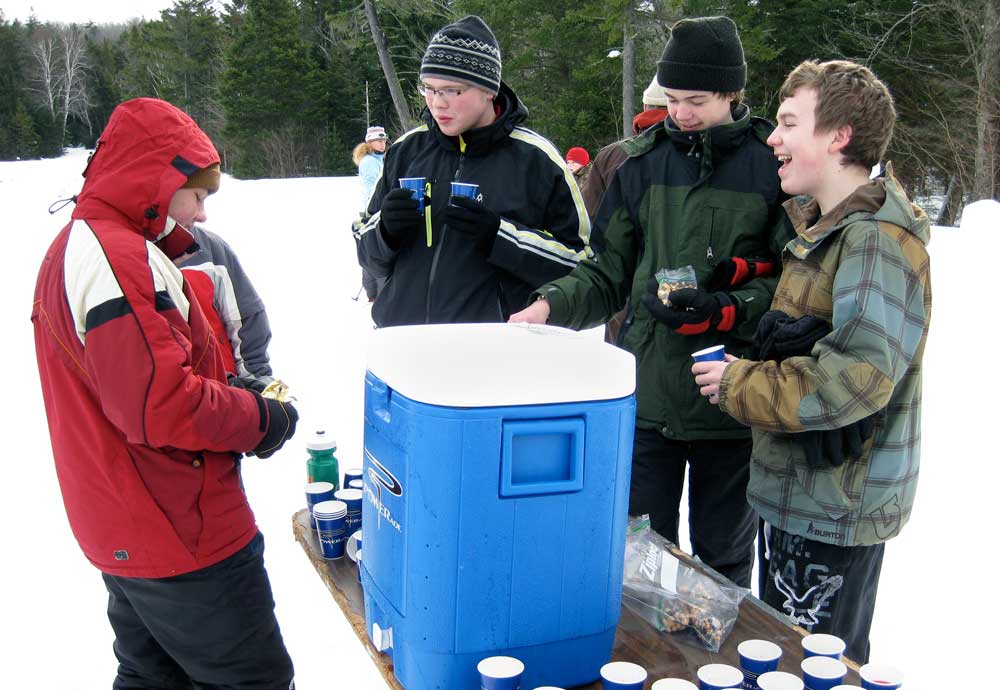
[418,83,466,101]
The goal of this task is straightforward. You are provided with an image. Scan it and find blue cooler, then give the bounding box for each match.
[360,323,636,690]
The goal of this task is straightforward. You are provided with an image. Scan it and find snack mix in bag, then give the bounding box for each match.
[654,266,698,306]
[622,516,748,652]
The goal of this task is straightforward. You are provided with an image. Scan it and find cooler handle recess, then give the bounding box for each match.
[499,418,585,497]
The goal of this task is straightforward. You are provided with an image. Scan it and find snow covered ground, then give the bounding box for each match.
[2,148,997,689]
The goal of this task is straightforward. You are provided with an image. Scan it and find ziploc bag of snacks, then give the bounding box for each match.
[622,516,748,652]
[654,266,697,306]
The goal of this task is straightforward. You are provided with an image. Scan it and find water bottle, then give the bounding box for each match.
[306,430,340,491]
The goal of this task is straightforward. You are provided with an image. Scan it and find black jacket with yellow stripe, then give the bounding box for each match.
[356,81,592,326]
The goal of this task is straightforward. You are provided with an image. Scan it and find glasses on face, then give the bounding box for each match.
[418,83,466,101]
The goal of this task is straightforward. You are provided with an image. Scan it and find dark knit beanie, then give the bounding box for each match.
[657,16,746,93]
[182,163,221,194]
[420,15,501,95]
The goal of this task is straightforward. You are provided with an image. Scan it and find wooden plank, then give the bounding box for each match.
[292,509,862,688]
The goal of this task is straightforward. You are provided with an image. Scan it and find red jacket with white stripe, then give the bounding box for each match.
[32,98,266,578]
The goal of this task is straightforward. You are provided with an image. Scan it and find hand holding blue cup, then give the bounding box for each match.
[600,661,647,690]
[399,177,426,213]
[450,181,480,201]
[477,656,524,690]
[692,345,726,362]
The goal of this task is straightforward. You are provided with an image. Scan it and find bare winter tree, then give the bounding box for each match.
[363,0,414,128]
[30,37,59,121]
[29,25,91,144]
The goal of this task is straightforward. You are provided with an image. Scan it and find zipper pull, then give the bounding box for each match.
[706,245,714,261]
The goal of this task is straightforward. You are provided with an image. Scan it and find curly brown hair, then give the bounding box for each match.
[779,60,896,169]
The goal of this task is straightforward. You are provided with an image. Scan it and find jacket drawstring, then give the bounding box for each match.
[48,196,77,214]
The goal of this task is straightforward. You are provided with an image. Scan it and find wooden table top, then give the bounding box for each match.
[292,509,861,689]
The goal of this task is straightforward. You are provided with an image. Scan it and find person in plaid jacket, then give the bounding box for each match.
[693,60,931,663]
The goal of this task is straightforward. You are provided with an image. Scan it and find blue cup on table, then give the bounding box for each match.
[334,488,363,531]
[305,481,335,512]
[802,634,846,660]
[697,664,743,690]
[600,661,647,690]
[757,673,803,690]
[348,478,364,490]
[477,656,524,690]
[801,657,847,690]
[738,640,782,689]
[399,177,426,212]
[692,344,726,362]
[858,663,903,690]
[450,181,479,201]
[343,467,363,490]
[652,680,698,690]
[312,500,348,560]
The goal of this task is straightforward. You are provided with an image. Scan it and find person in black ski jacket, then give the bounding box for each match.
[355,15,591,326]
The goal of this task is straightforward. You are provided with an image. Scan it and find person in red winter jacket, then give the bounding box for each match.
[32,97,298,690]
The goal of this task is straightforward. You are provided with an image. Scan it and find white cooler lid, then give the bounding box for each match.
[366,323,636,408]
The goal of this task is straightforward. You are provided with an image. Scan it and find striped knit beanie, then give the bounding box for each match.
[420,16,501,95]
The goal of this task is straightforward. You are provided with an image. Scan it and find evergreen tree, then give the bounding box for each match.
[221,0,322,177]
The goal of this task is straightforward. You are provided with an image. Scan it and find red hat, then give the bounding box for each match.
[566,147,590,166]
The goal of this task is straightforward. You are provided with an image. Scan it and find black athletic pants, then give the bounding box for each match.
[102,532,294,690]
[759,522,885,663]
[629,428,756,588]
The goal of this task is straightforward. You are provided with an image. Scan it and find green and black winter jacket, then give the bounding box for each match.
[538,105,793,440]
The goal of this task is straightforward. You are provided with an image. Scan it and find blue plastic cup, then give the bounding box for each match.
[450,181,479,201]
[600,661,647,690]
[347,530,363,562]
[697,664,743,690]
[305,481,335,511]
[334,488,363,531]
[738,640,782,689]
[477,656,524,690]
[652,680,698,690]
[802,634,846,660]
[349,478,364,490]
[692,344,726,362]
[399,177,426,212]
[858,663,903,690]
[757,673,804,690]
[800,657,847,690]
[312,500,348,560]
[343,467,364,489]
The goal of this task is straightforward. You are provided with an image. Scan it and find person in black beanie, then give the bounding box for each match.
[511,15,792,590]
[354,15,592,326]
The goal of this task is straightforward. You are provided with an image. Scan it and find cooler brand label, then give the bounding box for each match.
[364,448,403,533]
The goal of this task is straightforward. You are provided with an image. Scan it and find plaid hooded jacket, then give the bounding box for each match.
[719,170,931,547]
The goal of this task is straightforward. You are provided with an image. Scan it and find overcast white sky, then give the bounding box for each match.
[2,1,219,25]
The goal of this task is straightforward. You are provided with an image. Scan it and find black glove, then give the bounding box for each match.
[706,256,777,292]
[379,187,423,249]
[228,374,271,395]
[751,310,832,362]
[800,414,877,468]
[251,394,299,459]
[640,281,736,335]
[443,195,500,254]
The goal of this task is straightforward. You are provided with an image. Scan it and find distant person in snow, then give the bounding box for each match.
[352,125,389,301]
[583,73,673,344]
[565,146,591,186]
[354,15,592,326]
[32,98,298,690]
[692,59,931,663]
[174,224,276,392]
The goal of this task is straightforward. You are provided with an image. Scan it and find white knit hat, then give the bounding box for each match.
[642,76,669,107]
[365,126,387,142]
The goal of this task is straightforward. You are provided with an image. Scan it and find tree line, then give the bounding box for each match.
[1,0,997,222]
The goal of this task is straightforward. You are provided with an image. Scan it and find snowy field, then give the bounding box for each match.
[2,148,997,689]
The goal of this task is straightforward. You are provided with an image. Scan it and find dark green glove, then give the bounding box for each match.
[801,414,877,468]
